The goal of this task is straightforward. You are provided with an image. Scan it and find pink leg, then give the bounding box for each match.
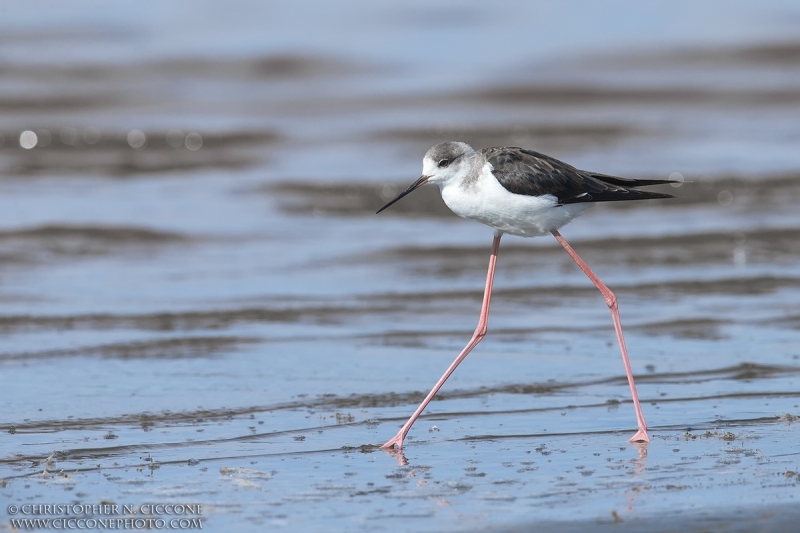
[551,229,650,443]
[382,232,503,450]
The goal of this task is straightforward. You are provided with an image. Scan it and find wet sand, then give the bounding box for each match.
[2,1,800,531]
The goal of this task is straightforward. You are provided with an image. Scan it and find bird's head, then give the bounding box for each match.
[377,141,476,213]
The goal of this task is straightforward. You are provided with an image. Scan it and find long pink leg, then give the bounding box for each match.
[382,232,503,450]
[551,229,650,443]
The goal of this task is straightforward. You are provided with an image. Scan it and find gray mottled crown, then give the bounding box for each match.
[424,141,475,164]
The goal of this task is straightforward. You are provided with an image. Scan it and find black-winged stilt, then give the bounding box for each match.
[377,141,675,451]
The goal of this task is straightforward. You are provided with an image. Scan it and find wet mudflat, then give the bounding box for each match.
[2,1,800,531]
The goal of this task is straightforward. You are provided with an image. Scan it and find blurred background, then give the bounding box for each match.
[2,1,800,531]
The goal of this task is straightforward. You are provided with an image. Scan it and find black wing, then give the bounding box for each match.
[482,147,674,205]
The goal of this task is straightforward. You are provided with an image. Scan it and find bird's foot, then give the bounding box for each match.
[380,432,405,451]
[629,428,650,444]
[379,444,409,466]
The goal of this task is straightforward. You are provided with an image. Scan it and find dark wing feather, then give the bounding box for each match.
[481,147,674,205]
[588,172,676,188]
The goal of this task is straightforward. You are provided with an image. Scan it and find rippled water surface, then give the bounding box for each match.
[3,1,800,531]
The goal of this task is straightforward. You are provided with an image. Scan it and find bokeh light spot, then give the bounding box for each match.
[733,246,747,266]
[700,176,715,190]
[127,129,146,149]
[185,132,203,151]
[381,184,398,199]
[166,129,185,148]
[669,172,684,188]
[19,130,38,149]
[717,190,733,206]
[83,127,101,145]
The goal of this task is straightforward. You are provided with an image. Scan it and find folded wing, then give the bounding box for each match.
[483,147,675,205]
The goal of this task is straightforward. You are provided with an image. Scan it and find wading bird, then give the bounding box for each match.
[377,141,675,450]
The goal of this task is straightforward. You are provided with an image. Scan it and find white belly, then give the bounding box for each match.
[439,164,591,237]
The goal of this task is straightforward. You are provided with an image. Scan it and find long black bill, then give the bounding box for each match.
[376,175,430,214]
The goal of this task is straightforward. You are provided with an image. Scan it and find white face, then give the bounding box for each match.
[376,142,476,214]
[421,154,471,186]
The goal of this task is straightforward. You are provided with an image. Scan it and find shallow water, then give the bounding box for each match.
[2,1,800,531]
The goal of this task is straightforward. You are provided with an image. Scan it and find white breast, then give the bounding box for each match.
[438,163,591,237]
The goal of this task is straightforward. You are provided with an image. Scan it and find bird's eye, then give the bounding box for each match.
[438,159,450,168]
